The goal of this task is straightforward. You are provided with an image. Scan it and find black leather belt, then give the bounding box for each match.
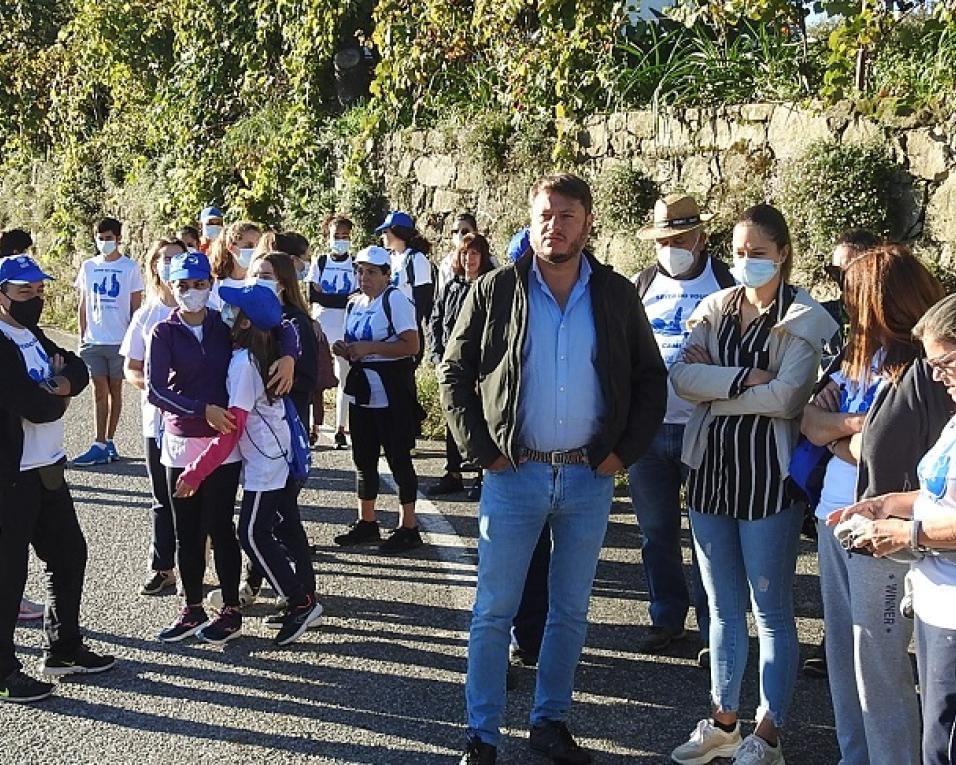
[520,447,589,466]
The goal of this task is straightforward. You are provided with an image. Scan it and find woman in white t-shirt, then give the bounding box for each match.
[174,284,322,647]
[375,211,434,365]
[119,237,184,598]
[331,246,426,554]
[803,246,946,765]
[208,221,262,309]
[832,292,956,765]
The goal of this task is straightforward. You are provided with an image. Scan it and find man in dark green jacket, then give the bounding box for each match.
[441,173,666,765]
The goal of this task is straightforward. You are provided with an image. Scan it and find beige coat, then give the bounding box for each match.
[670,286,840,474]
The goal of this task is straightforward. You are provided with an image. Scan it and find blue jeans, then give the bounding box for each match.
[628,423,708,636]
[466,461,614,745]
[915,617,956,765]
[690,505,802,726]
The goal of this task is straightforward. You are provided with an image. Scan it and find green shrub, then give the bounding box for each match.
[415,361,447,442]
[773,141,904,287]
[597,164,659,231]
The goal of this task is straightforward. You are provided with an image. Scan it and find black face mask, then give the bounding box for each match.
[8,295,44,327]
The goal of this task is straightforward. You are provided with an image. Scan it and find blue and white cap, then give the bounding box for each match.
[169,251,212,281]
[0,254,54,286]
[199,206,224,222]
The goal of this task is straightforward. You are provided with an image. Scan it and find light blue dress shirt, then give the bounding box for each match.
[516,256,605,452]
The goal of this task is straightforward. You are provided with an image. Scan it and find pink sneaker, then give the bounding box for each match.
[18,597,44,622]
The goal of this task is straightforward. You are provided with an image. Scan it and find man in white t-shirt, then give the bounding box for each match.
[0,254,116,703]
[630,194,736,662]
[73,217,144,466]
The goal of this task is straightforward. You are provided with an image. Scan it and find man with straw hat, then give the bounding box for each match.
[630,194,736,665]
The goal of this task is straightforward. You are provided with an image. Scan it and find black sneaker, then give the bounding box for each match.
[334,519,381,546]
[275,595,324,646]
[140,570,177,596]
[379,525,424,553]
[426,473,465,497]
[158,606,209,643]
[334,430,348,450]
[510,644,539,667]
[803,640,827,678]
[0,670,54,703]
[460,736,497,764]
[467,477,482,501]
[637,625,686,654]
[41,645,116,677]
[197,607,242,645]
[529,720,592,764]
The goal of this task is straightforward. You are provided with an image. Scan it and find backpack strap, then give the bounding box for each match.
[316,254,328,280]
[381,286,397,338]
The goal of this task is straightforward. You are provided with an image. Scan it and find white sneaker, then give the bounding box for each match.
[732,734,785,765]
[204,583,259,611]
[671,719,743,765]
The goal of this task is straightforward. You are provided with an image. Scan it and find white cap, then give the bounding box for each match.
[354,245,391,268]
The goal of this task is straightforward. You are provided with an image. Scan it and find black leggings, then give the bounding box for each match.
[349,403,418,504]
[166,461,242,608]
[145,437,175,572]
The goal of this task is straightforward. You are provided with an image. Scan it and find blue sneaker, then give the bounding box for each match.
[106,441,119,462]
[72,444,110,467]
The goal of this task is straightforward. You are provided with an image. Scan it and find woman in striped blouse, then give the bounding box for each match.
[669,204,839,765]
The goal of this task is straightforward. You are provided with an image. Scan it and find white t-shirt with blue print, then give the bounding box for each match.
[307,254,355,341]
[815,368,885,521]
[0,321,65,470]
[343,288,417,408]
[912,414,956,629]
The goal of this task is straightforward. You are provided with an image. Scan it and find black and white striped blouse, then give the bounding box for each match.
[687,283,797,521]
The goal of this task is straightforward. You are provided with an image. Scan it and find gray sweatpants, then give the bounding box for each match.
[818,519,920,765]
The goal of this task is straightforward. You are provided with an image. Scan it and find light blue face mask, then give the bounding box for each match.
[296,265,308,281]
[220,303,237,327]
[331,239,350,256]
[159,261,171,282]
[732,256,780,289]
[236,248,255,269]
[247,276,280,296]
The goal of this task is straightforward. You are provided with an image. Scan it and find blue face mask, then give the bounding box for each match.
[732,257,780,289]
[159,262,171,282]
[331,239,350,256]
[296,265,308,281]
[236,248,255,269]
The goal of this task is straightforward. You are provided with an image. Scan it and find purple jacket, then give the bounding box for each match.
[148,308,301,438]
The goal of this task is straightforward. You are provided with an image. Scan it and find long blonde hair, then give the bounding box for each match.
[145,237,186,301]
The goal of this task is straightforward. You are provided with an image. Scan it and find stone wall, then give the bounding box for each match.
[358,103,956,279]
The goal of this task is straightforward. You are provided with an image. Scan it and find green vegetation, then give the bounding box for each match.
[1,2,955,328]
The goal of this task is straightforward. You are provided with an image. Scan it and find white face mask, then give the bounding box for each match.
[236,248,255,269]
[451,232,463,247]
[656,233,698,277]
[175,288,210,313]
[203,224,223,240]
[96,238,117,256]
[331,239,350,256]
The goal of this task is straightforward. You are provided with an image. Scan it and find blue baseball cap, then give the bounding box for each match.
[507,227,531,263]
[374,211,415,234]
[200,206,224,222]
[0,254,54,285]
[169,251,211,281]
[218,284,282,331]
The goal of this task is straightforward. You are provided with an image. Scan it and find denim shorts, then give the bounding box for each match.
[79,342,123,379]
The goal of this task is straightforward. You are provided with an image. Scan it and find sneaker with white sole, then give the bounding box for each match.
[671,719,742,765]
[274,595,324,646]
[732,735,785,765]
[41,645,116,677]
[205,583,259,610]
[197,607,242,645]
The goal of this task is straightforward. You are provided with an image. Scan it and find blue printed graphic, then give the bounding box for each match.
[922,451,951,500]
[840,379,881,415]
[320,269,355,295]
[25,341,51,383]
[344,310,376,343]
[92,273,121,298]
[650,306,685,336]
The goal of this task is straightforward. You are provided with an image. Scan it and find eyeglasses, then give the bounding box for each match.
[927,350,956,372]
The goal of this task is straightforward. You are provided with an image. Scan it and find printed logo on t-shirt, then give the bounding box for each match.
[319,264,355,295]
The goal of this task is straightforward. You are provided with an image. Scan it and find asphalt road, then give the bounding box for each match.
[1,329,840,764]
